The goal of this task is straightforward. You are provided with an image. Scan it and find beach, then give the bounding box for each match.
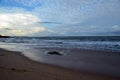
[0,48,119,80]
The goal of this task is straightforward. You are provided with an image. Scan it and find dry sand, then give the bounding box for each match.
[0,48,119,80]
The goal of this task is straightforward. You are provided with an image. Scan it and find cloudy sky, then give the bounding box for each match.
[0,0,120,36]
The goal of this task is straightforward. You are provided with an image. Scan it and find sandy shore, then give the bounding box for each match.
[0,48,119,80]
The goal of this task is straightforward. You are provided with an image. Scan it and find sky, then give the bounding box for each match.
[0,0,120,36]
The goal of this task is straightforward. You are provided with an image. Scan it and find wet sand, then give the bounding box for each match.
[0,48,119,80]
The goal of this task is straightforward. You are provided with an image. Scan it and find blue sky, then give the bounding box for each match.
[0,0,120,36]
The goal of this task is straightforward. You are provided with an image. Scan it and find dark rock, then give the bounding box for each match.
[48,51,62,56]
[12,68,15,71]
[23,70,27,72]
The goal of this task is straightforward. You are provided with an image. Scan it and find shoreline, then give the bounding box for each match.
[0,48,119,80]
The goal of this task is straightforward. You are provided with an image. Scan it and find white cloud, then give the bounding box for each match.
[33,27,46,32]
[0,22,10,29]
[9,27,46,36]
[0,13,40,28]
[0,12,47,36]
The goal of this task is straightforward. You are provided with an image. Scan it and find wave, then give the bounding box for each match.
[0,37,120,52]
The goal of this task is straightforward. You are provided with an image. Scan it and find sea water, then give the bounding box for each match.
[0,36,120,52]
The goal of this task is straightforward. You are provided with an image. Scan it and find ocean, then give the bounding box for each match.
[0,36,120,77]
[0,36,120,52]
